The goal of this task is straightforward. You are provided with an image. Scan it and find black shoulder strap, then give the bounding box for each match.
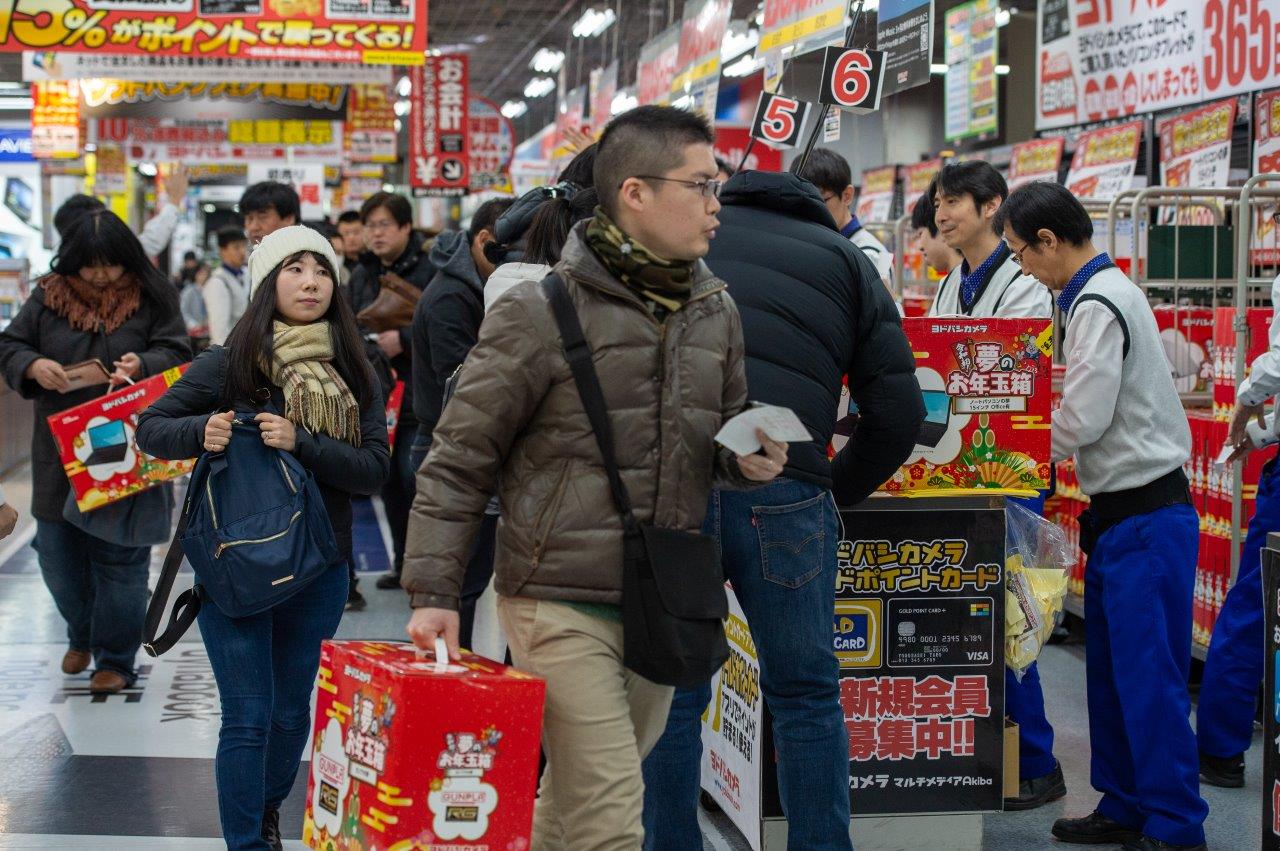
[540,274,640,533]
[142,485,200,657]
[1073,293,1131,359]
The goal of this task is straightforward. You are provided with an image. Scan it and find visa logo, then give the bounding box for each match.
[967,651,990,662]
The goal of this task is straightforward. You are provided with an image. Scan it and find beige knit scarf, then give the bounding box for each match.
[267,320,361,446]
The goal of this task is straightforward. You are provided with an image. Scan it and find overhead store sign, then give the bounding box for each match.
[903,157,941,209]
[1064,119,1143,200]
[0,0,426,65]
[857,165,897,223]
[588,62,618,136]
[0,127,33,162]
[1253,89,1280,265]
[750,91,809,149]
[944,0,999,141]
[469,95,514,193]
[22,51,391,84]
[346,83,396,164]
[877,0,934,96]
[1157,98,1237,225]
[758,0,846,56]
[636,23,681,107]
[95,117,344,163]
[554,84,587,158]
[818,46,887,114]
[31,79,79,159]
[248,163,324,220]
[79,80,347,119]
[410,54,470,198]
[1035,0,1280,131]
[670,0,732,121]
[1007,137,1064,189]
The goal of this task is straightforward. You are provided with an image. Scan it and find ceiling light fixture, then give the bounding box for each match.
[995,8,1012,27]
[930,63,949,75]
[524,76,555,98]
[501,99,528,119]
[394,99,411,116]
[995,64,1011,75]
[721,22,758,62]
[723,54,759,78]
[572,6,616,38]
[396,76,412,97]
[611,91,638,115]
[530,47,566,74]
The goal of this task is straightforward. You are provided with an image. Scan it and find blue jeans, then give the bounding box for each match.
[1086,503,1208,846]
[33,519,150,680]
[199,561,348,850]
[1198,457,1280,758]
[643,478,851,851]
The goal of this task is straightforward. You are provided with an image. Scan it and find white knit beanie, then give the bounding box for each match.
[247,225,342,296]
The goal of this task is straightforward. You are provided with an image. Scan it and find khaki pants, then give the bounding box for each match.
[498,596,674,851]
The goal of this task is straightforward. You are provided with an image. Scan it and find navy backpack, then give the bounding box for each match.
[143,416,339,656]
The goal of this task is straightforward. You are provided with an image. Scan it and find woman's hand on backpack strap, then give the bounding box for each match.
[203,410,235,453]
[255,413,297,452]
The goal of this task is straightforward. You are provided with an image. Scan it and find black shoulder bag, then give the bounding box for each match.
[540,274,729,689]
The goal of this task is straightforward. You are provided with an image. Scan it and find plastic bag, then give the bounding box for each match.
[1004,501,1073,679]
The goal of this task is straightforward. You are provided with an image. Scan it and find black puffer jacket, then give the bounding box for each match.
[349,229,436,428]
[705,171,924,505]
[410,230,486,444]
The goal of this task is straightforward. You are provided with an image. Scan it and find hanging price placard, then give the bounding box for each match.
[818,47,887,114]
[749,91,811,149]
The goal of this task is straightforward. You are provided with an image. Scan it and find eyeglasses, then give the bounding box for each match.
[631,175,723,199]
[1002,237,1031,266]
[820,193,837,203]
[364,219,401,233]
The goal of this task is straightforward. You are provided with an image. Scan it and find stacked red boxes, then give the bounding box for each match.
[1154,305,1215,394]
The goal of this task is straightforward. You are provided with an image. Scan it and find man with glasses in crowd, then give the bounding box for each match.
[403,105,788,849]
[792,148,895,292]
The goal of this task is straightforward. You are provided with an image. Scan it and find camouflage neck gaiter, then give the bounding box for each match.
[585,207,696,315]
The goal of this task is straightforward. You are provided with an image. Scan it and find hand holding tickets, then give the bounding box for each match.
[715,404,808,456]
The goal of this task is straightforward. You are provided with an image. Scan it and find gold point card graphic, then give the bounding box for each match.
[834,599,881,668]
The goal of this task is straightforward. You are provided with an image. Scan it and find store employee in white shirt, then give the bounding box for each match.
[791,148,896,291]
[928,161,1052,318]
[1199,213,1280,789]
[999,181,1208,851]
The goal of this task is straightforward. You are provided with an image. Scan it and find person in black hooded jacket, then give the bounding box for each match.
[406,196,512,648]
[641,169,924,851]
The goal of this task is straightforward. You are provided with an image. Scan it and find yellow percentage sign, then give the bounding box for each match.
[60,6,107,48]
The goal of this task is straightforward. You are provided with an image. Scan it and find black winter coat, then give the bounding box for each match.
[135,346,390,559]
[705,171,924,505]
[0,284,190,521]
[410,230,485,444]
[348,229,436,430]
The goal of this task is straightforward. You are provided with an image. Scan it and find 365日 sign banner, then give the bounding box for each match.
[1035,0,1280,131]
[410,54,470,198]
[0,0,427,65]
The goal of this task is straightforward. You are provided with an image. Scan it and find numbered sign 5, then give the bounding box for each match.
[750,92,811,149]
[819,47,887,114]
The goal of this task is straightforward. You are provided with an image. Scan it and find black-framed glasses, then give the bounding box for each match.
[631,175,723,199]
[1002,236,1031,266]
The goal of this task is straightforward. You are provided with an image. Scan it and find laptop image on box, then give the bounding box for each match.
[915,390,952,448]
[83,420,129,467]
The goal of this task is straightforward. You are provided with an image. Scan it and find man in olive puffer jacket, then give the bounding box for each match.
[403,106,788,849]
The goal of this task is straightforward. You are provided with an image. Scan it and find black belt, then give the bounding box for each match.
[1079,467,1191,555]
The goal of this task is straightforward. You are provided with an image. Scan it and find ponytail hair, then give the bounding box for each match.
[523,186,599,267]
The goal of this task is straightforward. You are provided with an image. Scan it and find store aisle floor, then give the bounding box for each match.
[0,489,1264,849]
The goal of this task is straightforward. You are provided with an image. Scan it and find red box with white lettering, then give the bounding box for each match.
[303,641,545,851]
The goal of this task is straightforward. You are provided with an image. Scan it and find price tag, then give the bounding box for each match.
[818,46,887,114]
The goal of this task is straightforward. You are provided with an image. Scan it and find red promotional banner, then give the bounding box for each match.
[346,83,396,164]
[856,165,897,222]
[410,54,470,198]
[589,62,618,136]
[468,95,514,192]
[1253,89,1280,264]
[1064,120,1144,200]
[1007,137,1064,190]
[31,79,78,159]
[636,23,681,107]
[902,158,942,209]
[714,125,783,173]
[0,0,427,65]
[1157,98,1237,225]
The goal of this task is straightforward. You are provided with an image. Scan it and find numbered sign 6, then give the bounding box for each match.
[750,92,811,149]
[819,46,887,114]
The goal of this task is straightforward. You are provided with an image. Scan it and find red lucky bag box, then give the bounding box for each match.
[304,641,546,851]
[46,365,193,512]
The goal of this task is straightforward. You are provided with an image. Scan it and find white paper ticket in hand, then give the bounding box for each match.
[714,404,808,456]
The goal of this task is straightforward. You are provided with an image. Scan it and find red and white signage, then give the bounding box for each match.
[411,55,471,198]
[671,0,733,120]
[31,80,79,159]
[1157,98,1237,224]
[247,163,325,221]
[818,47,887,114]
[903,158,942,209]
[1007,137,1064,190]
[346,83,397,165]
[589,62,619,136]
[714,126,783,174]
[469,96,514,192]
[750,92,810,150]
[1064,120,1144,200]
[857,165,898,223]
[95,118,344,163]
[1035,0,1280,130]
[1253,89,1280,264]
[637,24,682,107]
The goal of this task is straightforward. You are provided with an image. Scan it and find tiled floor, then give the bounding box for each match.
[0,476,1263,849]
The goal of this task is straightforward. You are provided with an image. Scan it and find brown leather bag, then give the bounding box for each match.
[356,271,422,332]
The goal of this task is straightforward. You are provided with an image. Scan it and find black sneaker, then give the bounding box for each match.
[1004,761,1067,811]
[1121,836,1207,851]
[1199,750,1244,788]
[261,807,283,851]
[375,571,403,590]
[345,585,367,611]
[1052,811,1143,845]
